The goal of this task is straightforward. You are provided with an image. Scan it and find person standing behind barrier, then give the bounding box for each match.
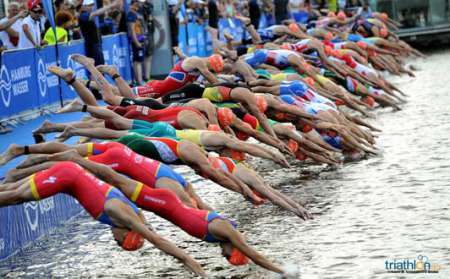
[0,2,27,50]
[79,0,121,66]
[42,11,73,45]
[273,0,289,24]
[127,0,145,85]
[167,0,182,49]
[248,0,261,29]
[208,0,218,28]
[18,0,45,49]
[141,0,155,82]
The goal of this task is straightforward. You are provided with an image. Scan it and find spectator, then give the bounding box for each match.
[0,2,26,49]
[167,0,182,49]
[248,0,261,28]
[208,0,219,28]
[42,11,73,45]
[127,0,145,85]
[274,0,289,24]
[141,0,155,81]
[78,0,121,65]
[18,0,45,49]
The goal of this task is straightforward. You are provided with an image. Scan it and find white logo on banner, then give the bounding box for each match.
[0,238,4,251]
[0,65,12,108]
[24,202,39,231]
[37,58,47,97]
[112,44,120,67]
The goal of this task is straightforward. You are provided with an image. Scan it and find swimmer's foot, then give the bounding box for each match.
[47,149,82,162]
[96,65,119,77]
[70,54,95,66]
[223,31,234,42]
[55,126,75,142]
[0,144,22,166]
[57,99,84,114]
[16,154,48,169]
[48,66,74,83]
[33,120,61,134]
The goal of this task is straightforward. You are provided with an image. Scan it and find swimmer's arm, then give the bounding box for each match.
[256,63,279,71]
[107,204,207,277]
[274,102,316,120]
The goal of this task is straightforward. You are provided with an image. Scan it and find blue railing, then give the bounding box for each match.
[0,33,132,121]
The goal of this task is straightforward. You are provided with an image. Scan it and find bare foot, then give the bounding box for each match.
[55,126,74,142]
[0,144,22,166]
[70,54,95,66]
[48,66,74,83]
[57,99,84,114]
[223,31,234,42]
[33,120,60,134]
[47,149,82,162]
[96,65,119,77]
[16,154,48,169]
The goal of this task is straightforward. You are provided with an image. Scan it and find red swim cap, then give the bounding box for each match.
[380,13,388,22]
[379,28,388,38]
[337,11,347,20]
[302,124,313,133]
[208,54,224,73]
[356,41,368,49]
[287,139,299,153]
[362,96,375,108]
[335,99,345,106]
[295,150,307,160]
[217,108,234,127]
[304,77,315,87]
[208,124,222,131]
[288,23,301,33]
[325,32,333,41]
[121,231,144,251]
[28,0,41,10]
[256,95,268,112]
[227,248,249,266]
[324,45,334,56]
[230,150,246,162]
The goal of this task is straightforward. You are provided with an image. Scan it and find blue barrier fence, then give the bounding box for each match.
[0,33,132,121]
[0,196,83,260]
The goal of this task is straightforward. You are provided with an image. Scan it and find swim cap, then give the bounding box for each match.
[288,23,301,33]
[335,99,345,106]
[217,108,234,127]
[380,13,388,22]
[324,45,334,56]
[304,77,315,87]
[227,248,249,266]
[208,124,222,131]
[255,95,268,112]
[230,150,246,162]
[280,43,291,50]
[208,54,224,73]
[121,231,144,251]
[379,28,388,38]
[356,41,368,49]
[28,0,41,10]
[337,11,347,20]
[302,124,313,133]
[287,139,299,153]
[324,32,333,41]
[295,150,307,160]
[362,96,375,108]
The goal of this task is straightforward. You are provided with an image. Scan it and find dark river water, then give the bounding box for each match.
[1,48,450,278]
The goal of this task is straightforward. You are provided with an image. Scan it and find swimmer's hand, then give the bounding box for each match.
[183,257,207,278]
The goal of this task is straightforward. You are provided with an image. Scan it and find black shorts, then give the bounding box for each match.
[120,98,169,109]
[132,43,145,62]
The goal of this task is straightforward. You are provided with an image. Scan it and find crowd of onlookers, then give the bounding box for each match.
[0,0,367,84]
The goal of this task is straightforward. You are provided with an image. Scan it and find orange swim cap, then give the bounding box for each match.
[208,54,224,73]
[121,231,144,251]
[337,11,347,20]
[217,108,234,127]
[208,124,222,131]
[362,96,375,108]
[287,139,299,153]
[324,45,334,56]
[379,28,388,38]
[227,247,249,266]
[356,41,368,49]
[325,32,333,41]
[255,95,268,112]
[380,12,388,22]
[288,23,301,33]
[304,77,315,87]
